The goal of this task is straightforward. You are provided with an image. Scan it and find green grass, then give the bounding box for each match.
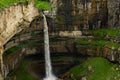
[0,0,28,10]
[0,0,51,11]
[75,38,120,48]
[34,0,51,10]
[89,28,120,37]
[65,57,120,80]
[7,59,38,80]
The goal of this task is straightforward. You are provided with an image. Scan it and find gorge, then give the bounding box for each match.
[0,0,120,80]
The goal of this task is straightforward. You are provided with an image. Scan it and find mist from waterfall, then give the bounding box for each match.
[43,14,56,80]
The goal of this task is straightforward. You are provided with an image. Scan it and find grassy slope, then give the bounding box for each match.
[65,57,120,80]
[0,0,51,10]
[75,38,120,48]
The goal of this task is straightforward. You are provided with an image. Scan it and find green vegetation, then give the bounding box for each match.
[34,0,51,10]
[7,59,38,80]
[75,28,120,49]
[3,40,41,58]
[75,38,120,48]
[0,0,28,10]
[0,0,51,11]
[65,57,120,80]
[89,28,120,37]
[3,46,20,58]
[4,46,20,55]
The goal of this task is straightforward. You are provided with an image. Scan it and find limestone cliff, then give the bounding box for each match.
[0,2,40,78]
[0,2,39,46]
[50,0,57,16]
[54,0,120,30]
[108,0,120,28]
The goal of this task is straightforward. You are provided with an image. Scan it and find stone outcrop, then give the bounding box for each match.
[59,31,82,38]
[107,0,120,28]
[51,0,120,30]
[50,0,57,16]
[76,44,120,63]
[55,0,108,30]
[0,2,39,79]
[7,29,119,64]
[0,1,39,46]
[8,35,120,64]
[3,48,25,78]
[2,19,43,79]
[0,46,3,79]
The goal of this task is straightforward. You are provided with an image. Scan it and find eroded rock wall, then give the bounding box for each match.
[55,0,108,30]
[0,2,40,79]
[3,48,25,78]
[107,0,120,28]
[50,0,120,29]
[0,2,39,45]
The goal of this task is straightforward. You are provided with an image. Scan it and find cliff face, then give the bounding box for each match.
[55,0,108,30]
[108,0,120,28]
[0,2,40,78]
[54,0,120,30]
[50,0,57,16]
[0,2,39,46]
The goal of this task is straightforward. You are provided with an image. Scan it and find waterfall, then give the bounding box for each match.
[43,14,56,80]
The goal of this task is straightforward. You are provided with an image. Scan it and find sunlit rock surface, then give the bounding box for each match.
[59,31,82,38]
[0,2,39,45]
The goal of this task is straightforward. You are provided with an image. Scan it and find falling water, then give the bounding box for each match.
[43,14,56,80]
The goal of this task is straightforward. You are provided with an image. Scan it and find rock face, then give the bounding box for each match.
[59,31,82,38]
[55,0,108,30]
[2,14,120,79]
[5,26,120,64]
[50,0,57,16]
[0,2,39,79]
[0,2,39,45]
[3,48,25,78]
[1,0,120,79]
[77,45,120,63]
[107,0,120,28]
[52,0,120,30]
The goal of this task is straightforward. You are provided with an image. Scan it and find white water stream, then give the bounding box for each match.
[43,14,56,80]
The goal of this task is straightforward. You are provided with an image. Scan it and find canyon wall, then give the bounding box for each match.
[107,0,120,28]
[3,49,25,78]
[53,0,120,30]
[1,0,120,79]
[0,2,40,79]
[0,2,39,46]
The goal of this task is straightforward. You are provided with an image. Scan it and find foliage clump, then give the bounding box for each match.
[0,0,51,11]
